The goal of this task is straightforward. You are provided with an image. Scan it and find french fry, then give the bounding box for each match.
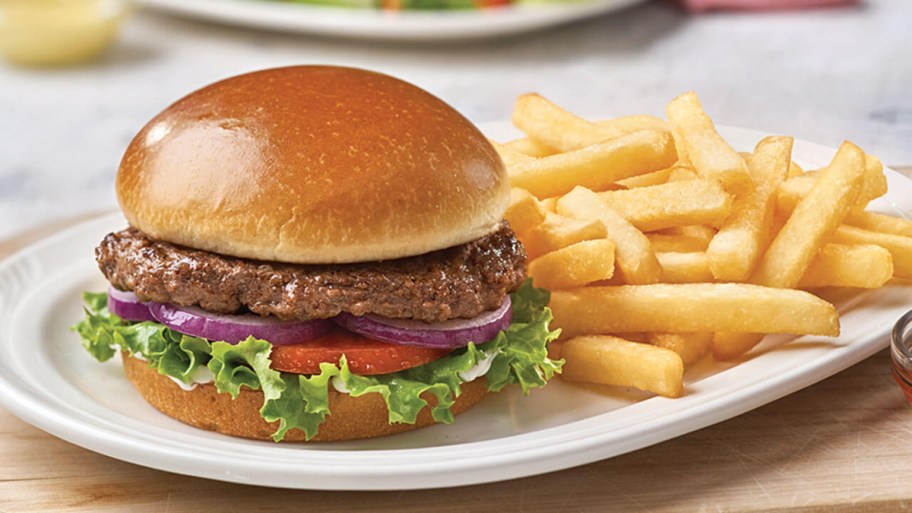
[857,154,888,208]
[509,130,676,198]
[528,239,616,290]
[799,243,893,288]
[547,339,563,360]
[540,197,558,213]
[612,332,649,343]
[549,284,839,337]
[647,225,715,253]
[520,212,607,259]
[646,332,713,367]
[776,174,815,214]
[647,233,710,253]
[504,90,908,379]
[656,252,713,283]
[660,225,716,240]
[491,140,535,168]
[666,164,698,182]
[671,225,717,238]
[752,141,866,288]
[502,137,557,158]
[831,225,912,279]
[596,115,670,134]
[505,188,547,234]
[557,187,663,284]
[597,179,732,232]
[615,167,672,189]
[706,136,792,281]
[561,336,684,398]
[844,210,912,238]
[777,154,887,214]
[512,93,627,152]
[666,92,753,194]
[713,332,763,361]
[719,143,866,359]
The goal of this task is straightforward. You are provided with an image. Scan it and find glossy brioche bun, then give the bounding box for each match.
[116,66,508,264]
[122,353,489,442]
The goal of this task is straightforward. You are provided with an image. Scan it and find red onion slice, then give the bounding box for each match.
[148,302,334,345]
[107,287,155,322]
[334,297,512,349]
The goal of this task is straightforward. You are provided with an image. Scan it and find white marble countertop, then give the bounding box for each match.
[1,0,910,240]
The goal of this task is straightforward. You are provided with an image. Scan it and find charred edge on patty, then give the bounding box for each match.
[96,222,527,323]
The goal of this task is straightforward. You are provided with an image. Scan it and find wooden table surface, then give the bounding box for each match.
[2,170,911,513]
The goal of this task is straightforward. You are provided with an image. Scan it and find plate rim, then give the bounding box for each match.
[0,125,908,490]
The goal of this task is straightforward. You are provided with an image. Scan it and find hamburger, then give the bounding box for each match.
[73,65,561,442]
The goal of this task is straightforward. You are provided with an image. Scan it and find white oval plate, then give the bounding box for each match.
[0,125,909,491]
[139,0,646,41]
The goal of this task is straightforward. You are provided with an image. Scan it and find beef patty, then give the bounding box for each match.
[97,224,526,323]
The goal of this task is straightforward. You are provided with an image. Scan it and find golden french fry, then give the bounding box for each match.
[539,197,558,213]
[557,186,663,285]
[502,137,557,158]
[549,284,839,337]
[831,225,912,279]
[596,115,670,134]
[647,225,716,253]
[647,233,710,253]
[799,243,893,288]
[659,225,716,240]
[717,144,865,360]
[647,332,713,367]
[520,212,607,259]
[713,332,764,361]
[561,335,684,398]
[505,188,547,234]
[512,93,627,152]
[844,210,912,238]
[666,164,698,182]
[777,154,887,214]
[666,92,753,194]
[597,179,732,232]
[611,332,649,343]
[615,167,672,189]
[509,130,676,198]
[776,174,815,214]
[656,252,713,283]
[528,239,616,290]
[547,339,563,360]
[707,136,792,281]
[491,140,535,168]
[752,141,866,288]
[855,154,888,209]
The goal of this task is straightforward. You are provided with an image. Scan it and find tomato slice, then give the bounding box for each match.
[270,328,451,375]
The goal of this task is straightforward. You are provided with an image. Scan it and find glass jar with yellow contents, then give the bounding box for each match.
[0,0,132,66]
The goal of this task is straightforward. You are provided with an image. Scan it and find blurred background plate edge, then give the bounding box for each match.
[138,0,648,41]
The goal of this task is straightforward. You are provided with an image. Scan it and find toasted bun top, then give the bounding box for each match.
[116,66,508,264]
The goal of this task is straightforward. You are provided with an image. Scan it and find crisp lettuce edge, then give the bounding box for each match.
[72,280,562,441]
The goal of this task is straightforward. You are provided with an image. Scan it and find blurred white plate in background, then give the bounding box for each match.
[139,0,646,41]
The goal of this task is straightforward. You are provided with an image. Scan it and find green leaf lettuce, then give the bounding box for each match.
[72,280,561,441]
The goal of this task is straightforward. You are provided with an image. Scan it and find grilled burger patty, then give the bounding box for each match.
[97,224,526,323]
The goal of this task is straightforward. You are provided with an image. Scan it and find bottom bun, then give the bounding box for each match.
[122,353,490,442]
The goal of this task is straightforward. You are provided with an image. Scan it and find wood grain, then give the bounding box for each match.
[1,169,910,513]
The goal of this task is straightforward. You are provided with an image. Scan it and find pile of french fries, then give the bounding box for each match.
[497,92,912,398]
